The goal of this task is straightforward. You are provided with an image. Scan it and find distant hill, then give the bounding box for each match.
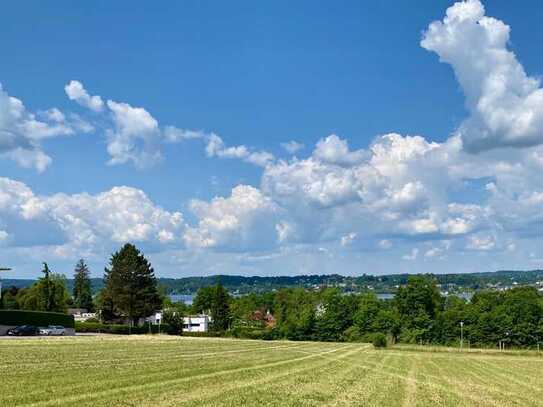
[3,269,543,295]
[0,279,36,289]
[157,269,543,294]
[2,278,104,294]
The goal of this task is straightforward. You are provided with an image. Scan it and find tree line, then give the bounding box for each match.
[0,244,160,322]
[2,242,543,348]
[1,261,92,313]
[0,243,228,332]
[222,275,543,348]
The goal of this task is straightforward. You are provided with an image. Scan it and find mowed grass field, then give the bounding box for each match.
[1,336,542,406]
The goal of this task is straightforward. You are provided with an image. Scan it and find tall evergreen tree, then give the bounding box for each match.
[210,284,231,332]
[41,263,52,311]
[73,259,94,311]
[101,243,162,325]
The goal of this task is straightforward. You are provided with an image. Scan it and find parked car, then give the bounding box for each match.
[39,325,66,336]
[7,325,39,336]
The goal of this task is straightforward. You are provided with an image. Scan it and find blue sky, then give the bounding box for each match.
[3,0,543,278]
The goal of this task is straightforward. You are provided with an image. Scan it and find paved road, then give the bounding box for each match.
[0,333,108,339]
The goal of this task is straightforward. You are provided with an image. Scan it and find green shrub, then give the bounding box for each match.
[372,332,388,348]
[75,322,171,335]
[181,331,224,338]
[162,310,184,335]
[0,310,74,328]
[75,322,120,334]
[229,326,269,340]
[260,328,277,340]
[151,323,171,334]
[343,326,363,342]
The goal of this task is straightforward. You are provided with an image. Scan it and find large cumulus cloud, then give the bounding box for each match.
[184,185,280,250]
[422,0,543,152]
[261,133,485,244]
[0,177,185,258]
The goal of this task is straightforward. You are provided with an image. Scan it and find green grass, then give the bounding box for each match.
[1,336,542,406]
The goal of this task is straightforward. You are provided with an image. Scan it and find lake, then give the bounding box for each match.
[171,293,395,304]
[169,294,194,305]
[376,293,395,300]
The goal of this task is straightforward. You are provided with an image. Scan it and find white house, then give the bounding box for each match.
[183,315,210,332]
[147,312,163,325]
[67,308,97,322]
[147,312,211,333]
[74,312,97,322]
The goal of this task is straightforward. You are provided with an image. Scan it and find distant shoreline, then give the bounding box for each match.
[3,269,542,296]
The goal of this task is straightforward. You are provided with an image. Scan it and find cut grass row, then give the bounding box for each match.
[1,336,542,406]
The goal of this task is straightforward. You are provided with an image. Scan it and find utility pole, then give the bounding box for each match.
[460,321,464,350]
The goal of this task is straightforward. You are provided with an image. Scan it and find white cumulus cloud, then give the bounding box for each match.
[422,0,543,152]
[205,134,274,167]
[64,80,272,169]
[0,177,185,258]
[105,100,162,168]
[184,185,279,250]
[0,84,87,172]
[65,80,104,112]
[281,140,305,155]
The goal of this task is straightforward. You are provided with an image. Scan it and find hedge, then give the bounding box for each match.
[228,326,275,340]
[75,322,270,338]
[75,322,171,335]
[0,310,75,328]
[181,331,224,338]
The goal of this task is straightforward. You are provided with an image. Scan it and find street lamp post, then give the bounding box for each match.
[500,331,510,351]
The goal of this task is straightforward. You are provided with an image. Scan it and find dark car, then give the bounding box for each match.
[7,325,39,336]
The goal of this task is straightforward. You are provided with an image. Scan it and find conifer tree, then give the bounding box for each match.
[101,243,161,325]
[73,259,94,311]
[210,284,231,332]
[41,263,53,311]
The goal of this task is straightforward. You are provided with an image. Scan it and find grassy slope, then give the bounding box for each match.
[1,336,542,406]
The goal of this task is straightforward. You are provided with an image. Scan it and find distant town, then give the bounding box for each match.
[4,268,543,298]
